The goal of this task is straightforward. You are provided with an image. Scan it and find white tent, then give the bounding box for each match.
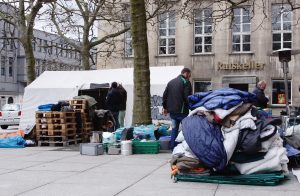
[19,66,183,133]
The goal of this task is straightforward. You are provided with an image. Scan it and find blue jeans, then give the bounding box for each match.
[112,111,120,130]
[170,113,187,150]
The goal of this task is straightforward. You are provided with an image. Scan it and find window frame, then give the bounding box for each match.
[272,4,292,51]
[0,56,5,76]
[158,11,176,55]
[8,57,13,77]
[232,7,251,53]
[124,21,133,57]
[271,79,292,105]
[193,80,212,94]
[37,39,42,52]
[194,8,213,54]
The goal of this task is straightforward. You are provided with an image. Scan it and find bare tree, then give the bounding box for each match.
[0,0,55,84]
[45,0,129,70]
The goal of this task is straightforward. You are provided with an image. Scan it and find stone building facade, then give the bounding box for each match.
[97,0,300,114]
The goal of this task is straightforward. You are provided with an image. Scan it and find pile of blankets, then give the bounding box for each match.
[172,88,289,175]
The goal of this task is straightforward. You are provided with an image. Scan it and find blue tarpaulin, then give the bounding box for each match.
[0,136,26,148]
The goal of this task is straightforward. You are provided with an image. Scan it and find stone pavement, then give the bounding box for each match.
[0,147,299,196]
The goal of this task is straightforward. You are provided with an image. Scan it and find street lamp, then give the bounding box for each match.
[273,48,299,116]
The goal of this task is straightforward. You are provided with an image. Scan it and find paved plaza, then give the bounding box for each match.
[0,146,299,196]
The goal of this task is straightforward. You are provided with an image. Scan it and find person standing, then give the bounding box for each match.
[253,80,269,109]
[118,84,127,128]
[106,82,122,129]
[163,68,192,150]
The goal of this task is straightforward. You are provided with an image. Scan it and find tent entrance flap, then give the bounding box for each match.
[78,88,109,109]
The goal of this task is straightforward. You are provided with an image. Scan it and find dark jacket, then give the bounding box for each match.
[252,87,269,109]
[106,88,122,112]
[118,86,127,111]
[162,75,192,115]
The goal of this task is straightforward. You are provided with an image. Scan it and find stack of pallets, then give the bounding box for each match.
[35,111,79,146]
[69,99,93,141]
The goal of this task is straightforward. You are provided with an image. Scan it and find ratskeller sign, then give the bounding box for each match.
[218,61,265,70]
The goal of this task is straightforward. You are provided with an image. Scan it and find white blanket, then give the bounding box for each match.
[173,132,197,159]
[189,102,243,119]
[222,129,239,163]
[222,110,256,133]
[234,146,289,174]
[285,124,300,136]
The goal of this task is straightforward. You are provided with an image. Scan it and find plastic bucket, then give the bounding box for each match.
[121,140,132,155]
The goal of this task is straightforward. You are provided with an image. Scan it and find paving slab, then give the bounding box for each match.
[18,183,120,196]
[0,160,42,170]
[55,154,121,164]
[0,170,75,196]
[0,168,12,174]
[214,189,300,196]
[24,162,100,172]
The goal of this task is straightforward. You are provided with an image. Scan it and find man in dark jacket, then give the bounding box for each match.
[106,82,122,129]
[163,68,192,150]
[253,80,269,109]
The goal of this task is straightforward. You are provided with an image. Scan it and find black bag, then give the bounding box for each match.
[120,127,134,140]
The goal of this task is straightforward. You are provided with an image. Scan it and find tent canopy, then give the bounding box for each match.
[19,66,184,133]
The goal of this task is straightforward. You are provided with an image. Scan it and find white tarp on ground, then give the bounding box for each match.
[19,66,183,133]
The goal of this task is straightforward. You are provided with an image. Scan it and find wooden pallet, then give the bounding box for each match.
[73,109,89,113]
[37,134,76,141]
[38,138,82,147]
[77,127,92,134]
[35,112,76,118]
[82,122,93,129]
[36,129,76,136]
[69,99,87,105]
[36,117,76,124]
[81,112,90,117]
[71,104,87,110]
[36,123,77,131]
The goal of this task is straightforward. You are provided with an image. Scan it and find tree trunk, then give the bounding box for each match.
[81,48,90,70]
[130,0,152,125]
[21,36,36,84]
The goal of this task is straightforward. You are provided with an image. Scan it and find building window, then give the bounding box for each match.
[232,7,251,52]
[55,43,59,55]
[272,4,292,51]
[38,39,42,52]
[74,51,77,59]
[32,38,36,51]
[124,22,133,57]
[70,47,73,58]
[9,39,14,51]
[272,79,291,105]
[159,11,176,55]
[35,65,40,77]
[43,40,48,53]
[60,44,63,56]
[194,80,211,93]
[194,9,212,53]
[1,56,5,76]
[8,57,13,77]
[48,41,53,55]
[64,45,68,58]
